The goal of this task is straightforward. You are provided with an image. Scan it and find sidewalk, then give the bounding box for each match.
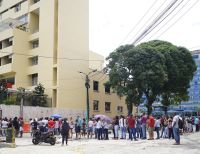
[0,132,200,154]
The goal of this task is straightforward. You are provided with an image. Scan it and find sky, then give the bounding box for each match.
[89,0,200,58]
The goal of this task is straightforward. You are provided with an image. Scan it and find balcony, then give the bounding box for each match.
[27,65,39,75]
[30,0,40,13]
[0,63,14,75]
[0,46,13,58]
[29,31,39,41]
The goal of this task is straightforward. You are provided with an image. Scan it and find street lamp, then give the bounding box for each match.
[79,69,97,124]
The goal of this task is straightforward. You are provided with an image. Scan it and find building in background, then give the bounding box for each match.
[0,0,128,117]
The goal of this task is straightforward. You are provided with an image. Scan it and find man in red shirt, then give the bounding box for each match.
[48,118,55,133]
[127,114,137,141]
[147,115,155,140]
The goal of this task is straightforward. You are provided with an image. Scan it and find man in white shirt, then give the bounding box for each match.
[119,115,127,139]
[1,118,8,137]
[172,113,181,145]
[155,117,161,139]
[88,118,93,138]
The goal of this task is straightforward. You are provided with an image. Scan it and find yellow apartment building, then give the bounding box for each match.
[0,0,129,117]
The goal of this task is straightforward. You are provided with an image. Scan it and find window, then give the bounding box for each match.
[117,106,123,113]
[93,81,99,91]
[105,102,111,112]
[31,56,38,65]
[32,40,39,48]
[105,84,110,93]
[32,74,38,86]
[93,100,99,111]
[17,14,28,24]
[15,3,21,12]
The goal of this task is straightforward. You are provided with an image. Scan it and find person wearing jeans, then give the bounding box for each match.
[114,116,119,139]
[119,115,127,139]
[141,113,147,139]
[128,114,137,141]
[172,113,181,145]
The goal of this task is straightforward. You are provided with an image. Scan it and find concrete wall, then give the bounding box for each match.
[0,104,85,121]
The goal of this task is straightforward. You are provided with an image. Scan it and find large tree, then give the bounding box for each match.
[106,40,196,115]
[127,44,167,114]
[106,44,167,114]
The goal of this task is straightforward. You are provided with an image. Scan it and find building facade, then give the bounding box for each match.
[0,0,128,117]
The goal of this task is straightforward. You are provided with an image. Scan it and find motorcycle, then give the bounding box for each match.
[32,130,56,145]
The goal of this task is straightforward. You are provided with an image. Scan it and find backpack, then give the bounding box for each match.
[178,118,183,129]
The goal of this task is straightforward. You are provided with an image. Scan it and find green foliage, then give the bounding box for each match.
[31,83,47,107]
[106,40,196,115]
[3,94,17,105]
[0,79,8,104]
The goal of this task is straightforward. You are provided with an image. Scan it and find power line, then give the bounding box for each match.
[134,0,184,44]
[156,0,199,39]
[128,0,168,44]
[119,0,159,45]
[0,50,104,62]
[146,0,192,41]
[132,0,179,45]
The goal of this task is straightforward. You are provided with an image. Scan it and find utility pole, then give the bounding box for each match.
[79,69,97,125]
[20,90,25,118]
[85,75,90,123]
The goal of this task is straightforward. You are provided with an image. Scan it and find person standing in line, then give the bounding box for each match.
[69,117,74,139]
[119,115,126,139]
[96,118,102,140]
[147,115,155,140]
[194,116,199,132]
[82,118,87,138]
[136,116,142,139]
[168,117,174,139]
[31,119,38,137]
[102,120,109,140]
[141,113,147,139]
[19,117,24,138]
[1,118,8,137]
[114,116,119,139]
[12,117,19,137]
[88,118,93,139]
[172,113,181,145]
[61,118,70,146]
[155,117,160,139]
[54,119,60,135]
[76,116,82,139]
[127,114,137,141]
[112,117,116,139]
[48,118,55,133]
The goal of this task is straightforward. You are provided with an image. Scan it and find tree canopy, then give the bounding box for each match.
[106,40,196,115]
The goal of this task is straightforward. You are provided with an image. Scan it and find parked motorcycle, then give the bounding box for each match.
[32,130,56,145]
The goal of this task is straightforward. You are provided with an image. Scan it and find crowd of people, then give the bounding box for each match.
[0,113,200,145]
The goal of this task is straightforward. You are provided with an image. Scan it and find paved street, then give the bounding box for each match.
[0,132,200,154]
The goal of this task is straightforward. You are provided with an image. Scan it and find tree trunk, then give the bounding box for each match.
[127,102,133,115]
[147,105,152,115]
[163,106,168,115]
[147,101,153,115]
